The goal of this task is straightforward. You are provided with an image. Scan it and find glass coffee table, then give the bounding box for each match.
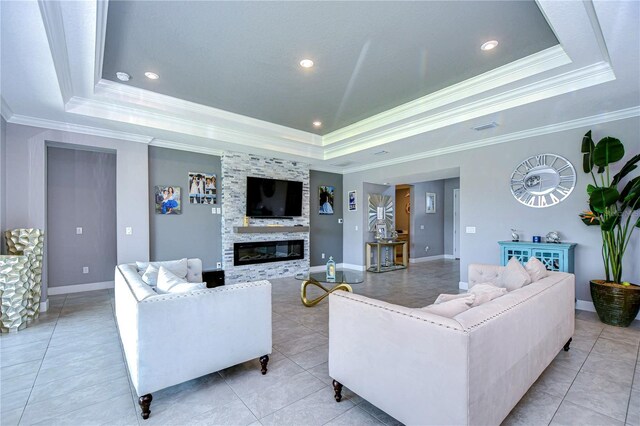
[295,270,364,307]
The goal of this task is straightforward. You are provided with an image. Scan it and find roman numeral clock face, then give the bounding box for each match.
[510,154,576,208]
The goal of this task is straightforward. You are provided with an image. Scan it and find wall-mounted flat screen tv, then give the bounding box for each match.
[246,177,303,218]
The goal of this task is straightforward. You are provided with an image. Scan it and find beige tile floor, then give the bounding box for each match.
[1,260,638,425]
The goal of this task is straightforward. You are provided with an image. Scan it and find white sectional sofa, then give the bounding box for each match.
[328,263,575,425]
[114,259,272,419]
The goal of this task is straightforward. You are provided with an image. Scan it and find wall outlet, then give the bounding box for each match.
[216,262,222,269]
[338,218,343,224]
[425,246,429,252]
[125,227,133,235]
[82,266,89,274]
[321,253,325,259]
[76,227,83,235]
[466,226,476,234]
[420,225,424,230]
[355,225,359,231]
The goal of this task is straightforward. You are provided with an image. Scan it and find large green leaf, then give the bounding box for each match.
[620,176,640,200]
[623,179,640,210]
[612,153,640,186]
[636,216,640,228]
[600,214,621,231]
[593,137,625,167]
[590,187,620,213]
[587,184,597,195]
[581,131,595,173]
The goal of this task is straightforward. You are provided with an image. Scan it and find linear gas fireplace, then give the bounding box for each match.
[234,240,304,266]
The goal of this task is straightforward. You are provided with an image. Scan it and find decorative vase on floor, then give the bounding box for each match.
[5,228,44,321]
[0,255,32,332]
[590,280,640,327]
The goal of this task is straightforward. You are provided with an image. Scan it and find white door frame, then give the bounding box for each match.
[453,188,460,259]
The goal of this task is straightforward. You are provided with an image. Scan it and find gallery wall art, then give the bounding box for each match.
[319,186,335,215]
[189,172,217,205]
[155,186,181,214]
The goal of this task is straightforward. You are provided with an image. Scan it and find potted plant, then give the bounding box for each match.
[579,130,640,327]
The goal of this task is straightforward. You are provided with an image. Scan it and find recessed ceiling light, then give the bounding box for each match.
[312,121,322,127]
[115,72,130,82]
[481,40,499,51]
[299,59,314,68]
[144,71,159,80]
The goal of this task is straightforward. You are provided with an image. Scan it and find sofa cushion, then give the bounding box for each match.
[136,258,188,280]
[500,257,531,291]
[525,257,548,282]
[422,294,476,318]
[469,283,508,306]
[434,292,470,304]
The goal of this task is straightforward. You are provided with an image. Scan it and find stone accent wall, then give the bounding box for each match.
[221,152,310,283]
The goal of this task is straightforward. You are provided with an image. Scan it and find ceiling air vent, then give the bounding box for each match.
[472,122,499,131]
[373,150,389,155]
[331,161,356,168]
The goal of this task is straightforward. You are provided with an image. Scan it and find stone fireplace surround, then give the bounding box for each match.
[221,152,310,284]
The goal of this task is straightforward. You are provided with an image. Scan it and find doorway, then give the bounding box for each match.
[395,184,411,262]
[453,188,460,259]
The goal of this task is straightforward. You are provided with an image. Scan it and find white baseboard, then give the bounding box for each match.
[576,299,640,320]
[444,254,456,260]
[309,263,365,272]
[47,281,114,295]
[410,255,447,264]
[459,281,468,290]
[40,299,49,312]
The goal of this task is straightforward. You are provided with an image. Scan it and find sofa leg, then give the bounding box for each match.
[138,394,153,420]
[260,355,269,375]
[563,337,572,352]
[332,380,343,402]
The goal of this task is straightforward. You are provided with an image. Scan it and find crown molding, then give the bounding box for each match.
[149,138,224,157]
[341,106,640,174]
[325,61,615,159]
[1,97,14,121]
[37,0,74,104]
[323,45,571,146]
[7,114,153,144]
[94,0,109,87]
[66,95,326,159]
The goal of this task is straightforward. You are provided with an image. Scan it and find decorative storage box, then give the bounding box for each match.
[498,241,576,273]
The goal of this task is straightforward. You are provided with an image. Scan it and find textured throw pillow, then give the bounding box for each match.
[141,264,160,286]
[422,294,476,318]
[136,258,188,280]
[469,283,508,306]
[500,257,532,291]
[434,292,471,304]
[525,257,549,283]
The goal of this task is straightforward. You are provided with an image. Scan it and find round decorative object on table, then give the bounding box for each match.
[546,231,561,243]
[510,154,576,208]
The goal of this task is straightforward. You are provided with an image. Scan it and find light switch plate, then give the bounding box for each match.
[355,225,359,231]
[82,266,89,274]
[76,227,82,235]
[212,207,216,214]
[217,207,221,214]
[420,225,424,230]
[466,226,476,234]
[125,227,133,235]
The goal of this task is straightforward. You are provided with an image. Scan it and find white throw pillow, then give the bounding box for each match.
[422,294,476,318]
[166,282,207,294]
[525,257,549,282]
[469,283,508,306]
[500,257,531,291]
[156,266,206,294]
[136,258,188,280]
[434,293,471,304]
[141,264,160,286]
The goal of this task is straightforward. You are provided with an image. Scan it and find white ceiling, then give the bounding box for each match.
[1,1,639,174]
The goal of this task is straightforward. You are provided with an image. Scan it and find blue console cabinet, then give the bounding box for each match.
[498,241,576,273]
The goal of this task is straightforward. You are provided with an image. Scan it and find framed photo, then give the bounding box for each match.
[189,172,217,205]
[155,186,181,215]
[348,190,357,211]
[319,185,335,215]
[426,192,436,213]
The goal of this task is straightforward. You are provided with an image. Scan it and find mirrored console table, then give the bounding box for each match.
[366,241,408,273]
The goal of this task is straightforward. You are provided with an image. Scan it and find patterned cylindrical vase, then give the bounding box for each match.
[0,255,32,332]
[5,229,44,321]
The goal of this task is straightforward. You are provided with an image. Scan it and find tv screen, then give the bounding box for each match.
[246,177,303,218]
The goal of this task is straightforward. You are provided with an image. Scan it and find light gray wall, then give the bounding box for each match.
[444,177,460,255]
[4,123,150,301]
[310,170,343,265]
[411,180,445,258]
[0,117,6,253]
[343,116,640,302]
[148,146,222,270]
[47,147,117,287]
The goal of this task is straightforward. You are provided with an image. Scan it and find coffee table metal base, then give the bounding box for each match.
[300,277,353,307]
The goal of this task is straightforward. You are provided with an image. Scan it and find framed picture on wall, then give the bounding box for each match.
[155,186,181,215]
[348,190,357,211]
[189,172,217,205]
[319,186,335,215]
[426,192,436,214]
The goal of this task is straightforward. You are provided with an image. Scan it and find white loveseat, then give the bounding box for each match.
[328,263,575,425]
[114,259,272,419]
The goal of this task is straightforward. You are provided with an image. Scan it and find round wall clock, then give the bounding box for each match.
[510,154,576,208]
